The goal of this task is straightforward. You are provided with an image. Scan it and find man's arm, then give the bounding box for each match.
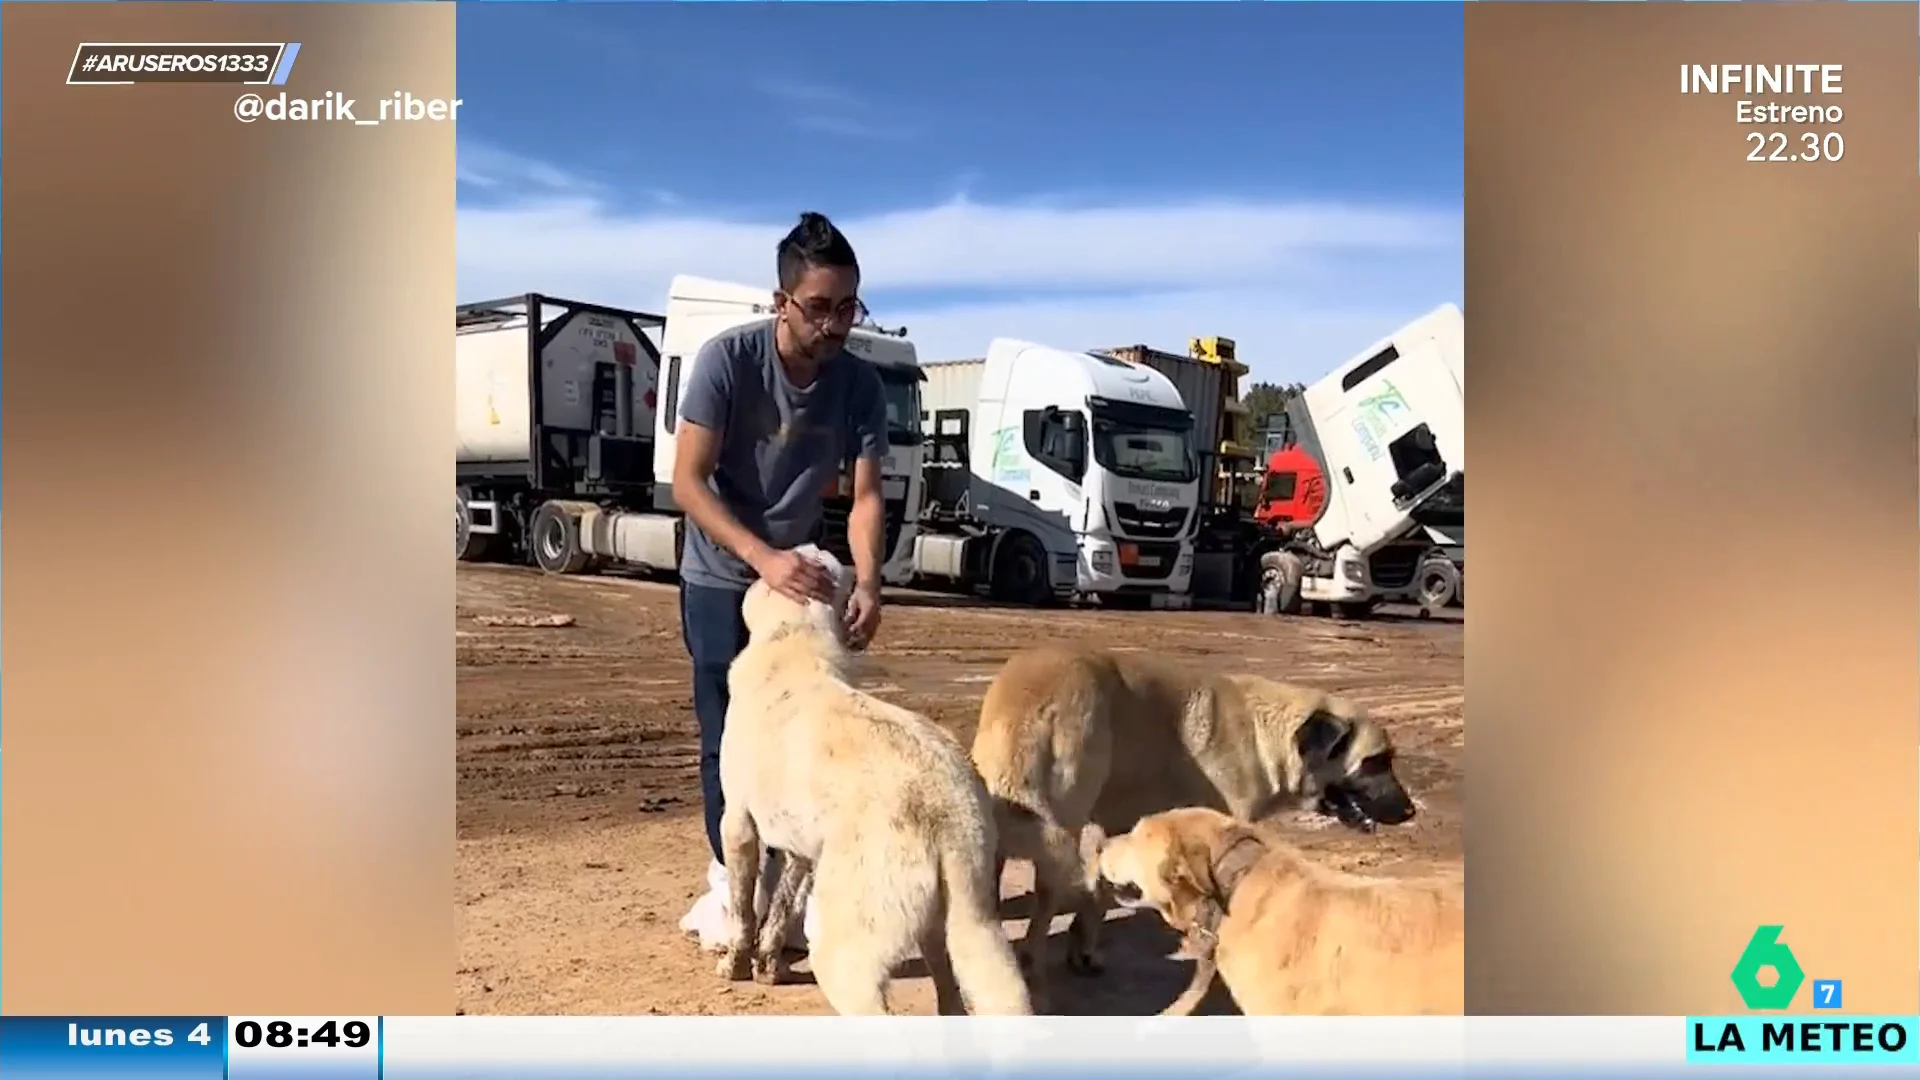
[674,424,774,571]
[670,345,772,571]
[845,367,891,589]
[848,455,886,588]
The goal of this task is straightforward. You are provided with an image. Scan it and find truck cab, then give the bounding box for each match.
[1299,303,1464,555]
[1257,304,1465,614]
[1254,444,1328,530]
[924,338,1198,606]
[655,275,926,586]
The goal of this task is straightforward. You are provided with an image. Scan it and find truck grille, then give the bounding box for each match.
[1110,501,1189,540]
[1120,541,1182,580]
[1368,545,1422,590]
[816,498,907,566]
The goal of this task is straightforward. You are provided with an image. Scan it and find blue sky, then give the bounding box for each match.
[454,3,1462,385]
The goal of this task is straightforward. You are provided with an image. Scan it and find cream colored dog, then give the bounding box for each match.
[715,546,1031,1016]
[970,644,1416,1007]
[1097,807,1463,1016]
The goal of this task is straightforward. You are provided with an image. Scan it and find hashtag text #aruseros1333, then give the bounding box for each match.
[68,43,283,85]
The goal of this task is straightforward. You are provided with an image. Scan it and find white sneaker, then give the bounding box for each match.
[680,857,818,953]
[677,860,733,952]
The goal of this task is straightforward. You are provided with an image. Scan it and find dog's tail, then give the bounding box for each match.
[939,845,1033,1015]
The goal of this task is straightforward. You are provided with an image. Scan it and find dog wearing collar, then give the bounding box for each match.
[969,644,1417,1008]
[1095,807,1463,1016]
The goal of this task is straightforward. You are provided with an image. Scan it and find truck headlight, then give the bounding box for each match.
[1090,549,1115,573]
[1341,559,1365,583]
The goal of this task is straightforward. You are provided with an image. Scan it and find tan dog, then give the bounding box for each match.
[1097,807,1463,1015]
[716,546,1031,1016]
[970,644,1416,1006]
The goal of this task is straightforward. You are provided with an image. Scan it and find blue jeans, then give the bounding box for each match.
[679,583,750,863]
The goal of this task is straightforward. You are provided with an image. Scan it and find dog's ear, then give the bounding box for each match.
[739,580,773,636]
[1294,709,1355,764]
[1159,831,1220,929]
[1156,848,1200,928]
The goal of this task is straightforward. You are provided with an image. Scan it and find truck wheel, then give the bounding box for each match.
[991,533,1051,606]
[456,489,490,562]
[1257,551,1304,616]
[1416,556,1460,612]
[530,501,590,575]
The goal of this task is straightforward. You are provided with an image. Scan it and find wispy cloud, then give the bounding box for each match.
[457,141,597,196]
[455,154,1460,382]
[754,76,917,142]
[793,114,913,142]
[754,76,864,111]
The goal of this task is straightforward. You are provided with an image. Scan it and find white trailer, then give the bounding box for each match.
[454,279,926,584]
[911,339,1201,608]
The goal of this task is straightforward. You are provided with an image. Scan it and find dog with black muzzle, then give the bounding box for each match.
[1301,708,1417,833]
[969,645,1419,1010]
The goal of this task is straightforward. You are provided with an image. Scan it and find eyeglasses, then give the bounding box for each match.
[786,294,868,329]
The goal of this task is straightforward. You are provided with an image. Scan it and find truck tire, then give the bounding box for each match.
[1257,550,1304,616]
[530,501,591,575]
[456,488,491,562]
[991,533,1052,607]
[1416,555,1459,613]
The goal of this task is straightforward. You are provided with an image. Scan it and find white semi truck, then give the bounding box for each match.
[1252,303,1465,618]
[454,278,927,582]
[911,339,1200,608]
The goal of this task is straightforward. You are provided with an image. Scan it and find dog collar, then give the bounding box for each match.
[1190,827,1269,942]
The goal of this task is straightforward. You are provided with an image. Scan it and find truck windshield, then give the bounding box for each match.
[1093,421,1195,484]
[877,370,921,446]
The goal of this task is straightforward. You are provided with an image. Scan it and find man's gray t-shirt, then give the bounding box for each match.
[676,319,889,590]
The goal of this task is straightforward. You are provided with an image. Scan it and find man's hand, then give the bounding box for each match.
[845,579,883,649]
[753,548,835,606]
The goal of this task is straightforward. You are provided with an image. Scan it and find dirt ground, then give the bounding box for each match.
[456,564,1464,1016]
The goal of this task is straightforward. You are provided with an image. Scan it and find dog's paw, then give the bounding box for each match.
[752,951,792,986]
[717,948,753,982]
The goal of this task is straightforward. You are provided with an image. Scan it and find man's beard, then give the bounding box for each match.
[808,332,848,360]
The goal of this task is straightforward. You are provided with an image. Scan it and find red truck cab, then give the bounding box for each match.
[1253,445,1327,531]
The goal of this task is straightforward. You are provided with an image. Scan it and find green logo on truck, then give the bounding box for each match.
[1350,378,1412,461]
[990,427,1029,485]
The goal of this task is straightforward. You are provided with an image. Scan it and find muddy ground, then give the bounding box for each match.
[456,564,1464,1016]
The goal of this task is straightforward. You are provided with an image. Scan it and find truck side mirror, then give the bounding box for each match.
[1061,413,1086,478]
